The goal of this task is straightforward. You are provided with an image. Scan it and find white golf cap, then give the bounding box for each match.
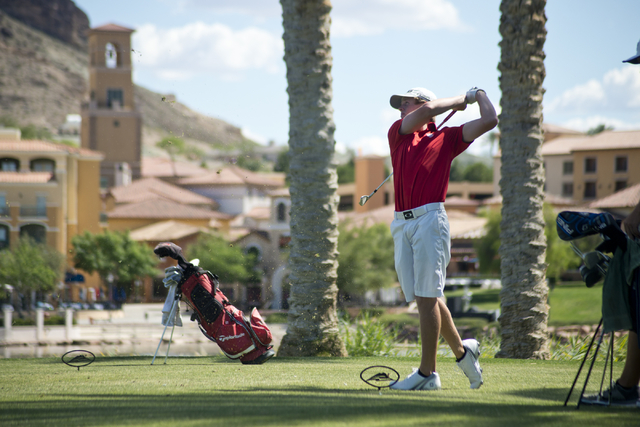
[390,87,437,109]
[623,39,640,64]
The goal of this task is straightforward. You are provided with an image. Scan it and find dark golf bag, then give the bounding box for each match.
[154,242,274,364]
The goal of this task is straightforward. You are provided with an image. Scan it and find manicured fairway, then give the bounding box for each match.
[0,356,637,426]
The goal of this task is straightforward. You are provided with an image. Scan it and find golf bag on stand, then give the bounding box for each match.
[556,211,636,408]
[154,242,275,365]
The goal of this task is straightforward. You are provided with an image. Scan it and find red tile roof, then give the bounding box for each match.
[589,183,640,209]
[109,177,215,207]
[141,157,210,178]
[0,140,103,159]
[90,23,135,33]
[107,199,232,220]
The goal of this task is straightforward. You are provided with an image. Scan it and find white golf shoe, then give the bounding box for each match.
[457,338,483,389]
[390,369,441,391]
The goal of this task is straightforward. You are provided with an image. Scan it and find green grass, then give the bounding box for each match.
[0,356,637,427]
[443,282,602,327]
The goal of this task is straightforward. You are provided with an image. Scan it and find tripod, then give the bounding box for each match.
[151,289,181,365]
[564,318,616,409]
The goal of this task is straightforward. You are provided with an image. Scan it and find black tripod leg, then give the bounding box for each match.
[576,325,605,409]
[564,318,603,407]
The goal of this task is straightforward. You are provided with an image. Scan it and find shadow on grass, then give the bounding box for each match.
[2,386,638,427]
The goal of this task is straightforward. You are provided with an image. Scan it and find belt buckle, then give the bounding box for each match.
[403,211,414,220]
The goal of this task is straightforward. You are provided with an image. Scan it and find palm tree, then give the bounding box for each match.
[277,0,347,357]
[496,0,550,359]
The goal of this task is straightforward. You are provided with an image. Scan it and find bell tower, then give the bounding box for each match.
[80,23,142,188]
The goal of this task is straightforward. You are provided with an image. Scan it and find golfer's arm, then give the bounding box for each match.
[400,95,466,134]
[462,91,498,143]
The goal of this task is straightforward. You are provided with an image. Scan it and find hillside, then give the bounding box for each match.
[0,7,248,149]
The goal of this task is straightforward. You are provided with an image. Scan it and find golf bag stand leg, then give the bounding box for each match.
[151,293,180,365]
[564,318,603,407]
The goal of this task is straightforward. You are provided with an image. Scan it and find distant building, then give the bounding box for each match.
[80,23,142,189]
[0,129,104,302]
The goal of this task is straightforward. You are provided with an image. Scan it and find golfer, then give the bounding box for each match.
[388,87,497,390]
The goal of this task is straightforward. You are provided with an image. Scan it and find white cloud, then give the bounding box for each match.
[132,22,283,81]
[349,135,390,156]
[172,0,281,17]
[546,66,640,114]
[332,0,466,38]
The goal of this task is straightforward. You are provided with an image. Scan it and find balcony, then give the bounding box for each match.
[20,205,47,218]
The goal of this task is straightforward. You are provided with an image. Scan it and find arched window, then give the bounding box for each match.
[0,224,9,250]
[245,245,262,263]
[0,157,19,172]
[277,202,287,222]
[105,42,117,68]
[30,158,55,172]
[20,224,46,244]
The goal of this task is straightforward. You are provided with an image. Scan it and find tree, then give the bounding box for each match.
[71,230,158,301]
[463,162,493,182]
[475,205,579,280]
[497,0,549,359]
[0,237,64,308]
[587,124,614,135]
[278,0,347,357]
[186,234,261,285]
[156,136,186,176]
[336,222,396,299]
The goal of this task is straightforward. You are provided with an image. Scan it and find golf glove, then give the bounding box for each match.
[465,87,484,104]
[163,266,183,288]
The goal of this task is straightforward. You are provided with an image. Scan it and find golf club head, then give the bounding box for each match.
[359,195,369,206]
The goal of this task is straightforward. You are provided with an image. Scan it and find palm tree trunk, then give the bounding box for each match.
[496,0,550,359]
[277,0,346,357]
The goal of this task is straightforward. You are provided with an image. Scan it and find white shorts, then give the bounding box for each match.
[390,202,450,302]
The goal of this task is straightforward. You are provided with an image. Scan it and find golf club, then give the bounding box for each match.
[359,172,393,206]
[359,110,458,206]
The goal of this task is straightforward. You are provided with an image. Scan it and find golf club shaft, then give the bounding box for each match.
[369,172,393,197]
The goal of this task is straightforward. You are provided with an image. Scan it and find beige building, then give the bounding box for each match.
[492,125,640,204]
[80,23,142,188]
[0,128,104,300]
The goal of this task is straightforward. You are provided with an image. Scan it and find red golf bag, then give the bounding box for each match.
[154,242,274,364]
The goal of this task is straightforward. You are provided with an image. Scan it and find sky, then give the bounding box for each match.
[72,0,640,158]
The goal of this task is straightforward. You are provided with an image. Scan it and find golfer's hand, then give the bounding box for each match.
[466,87,485,104]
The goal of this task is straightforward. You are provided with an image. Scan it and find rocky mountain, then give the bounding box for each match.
[0,4,248,148]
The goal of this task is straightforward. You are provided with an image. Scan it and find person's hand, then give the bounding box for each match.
[465,87,485,104]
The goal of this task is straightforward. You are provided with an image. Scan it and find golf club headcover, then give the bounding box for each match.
[465,87,483,104]
[154,242,191,269]
[579,264,603,288]
[556,211,626,249]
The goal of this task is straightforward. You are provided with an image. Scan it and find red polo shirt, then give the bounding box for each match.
[388,119,470,211]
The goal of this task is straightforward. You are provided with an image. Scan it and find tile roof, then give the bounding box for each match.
[109,177,216,206]
[0,140,103,159]
[129,220,210,242]
[91,23,135,33]
[588,183,640,209]
[541,130,640,155]
[0,171,53,183]
[107,198,232,220]
[178,165,284,187]
[141,157,210,178]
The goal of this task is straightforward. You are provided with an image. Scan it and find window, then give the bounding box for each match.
[562,183,574,198]
[562,161,574,175]
[107,88,124,108]
[0,224,8,250]
[584,182,597,199]
[277,202,287,222]
[30,158,55,172]
[615,156,628,173]
[0,194,7,216]
[584,157,597,173]
[615,180,627,192]
[0,157,19,172]
[36,196,46,216]
[105,42,117,68]
[20,224,46,244]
